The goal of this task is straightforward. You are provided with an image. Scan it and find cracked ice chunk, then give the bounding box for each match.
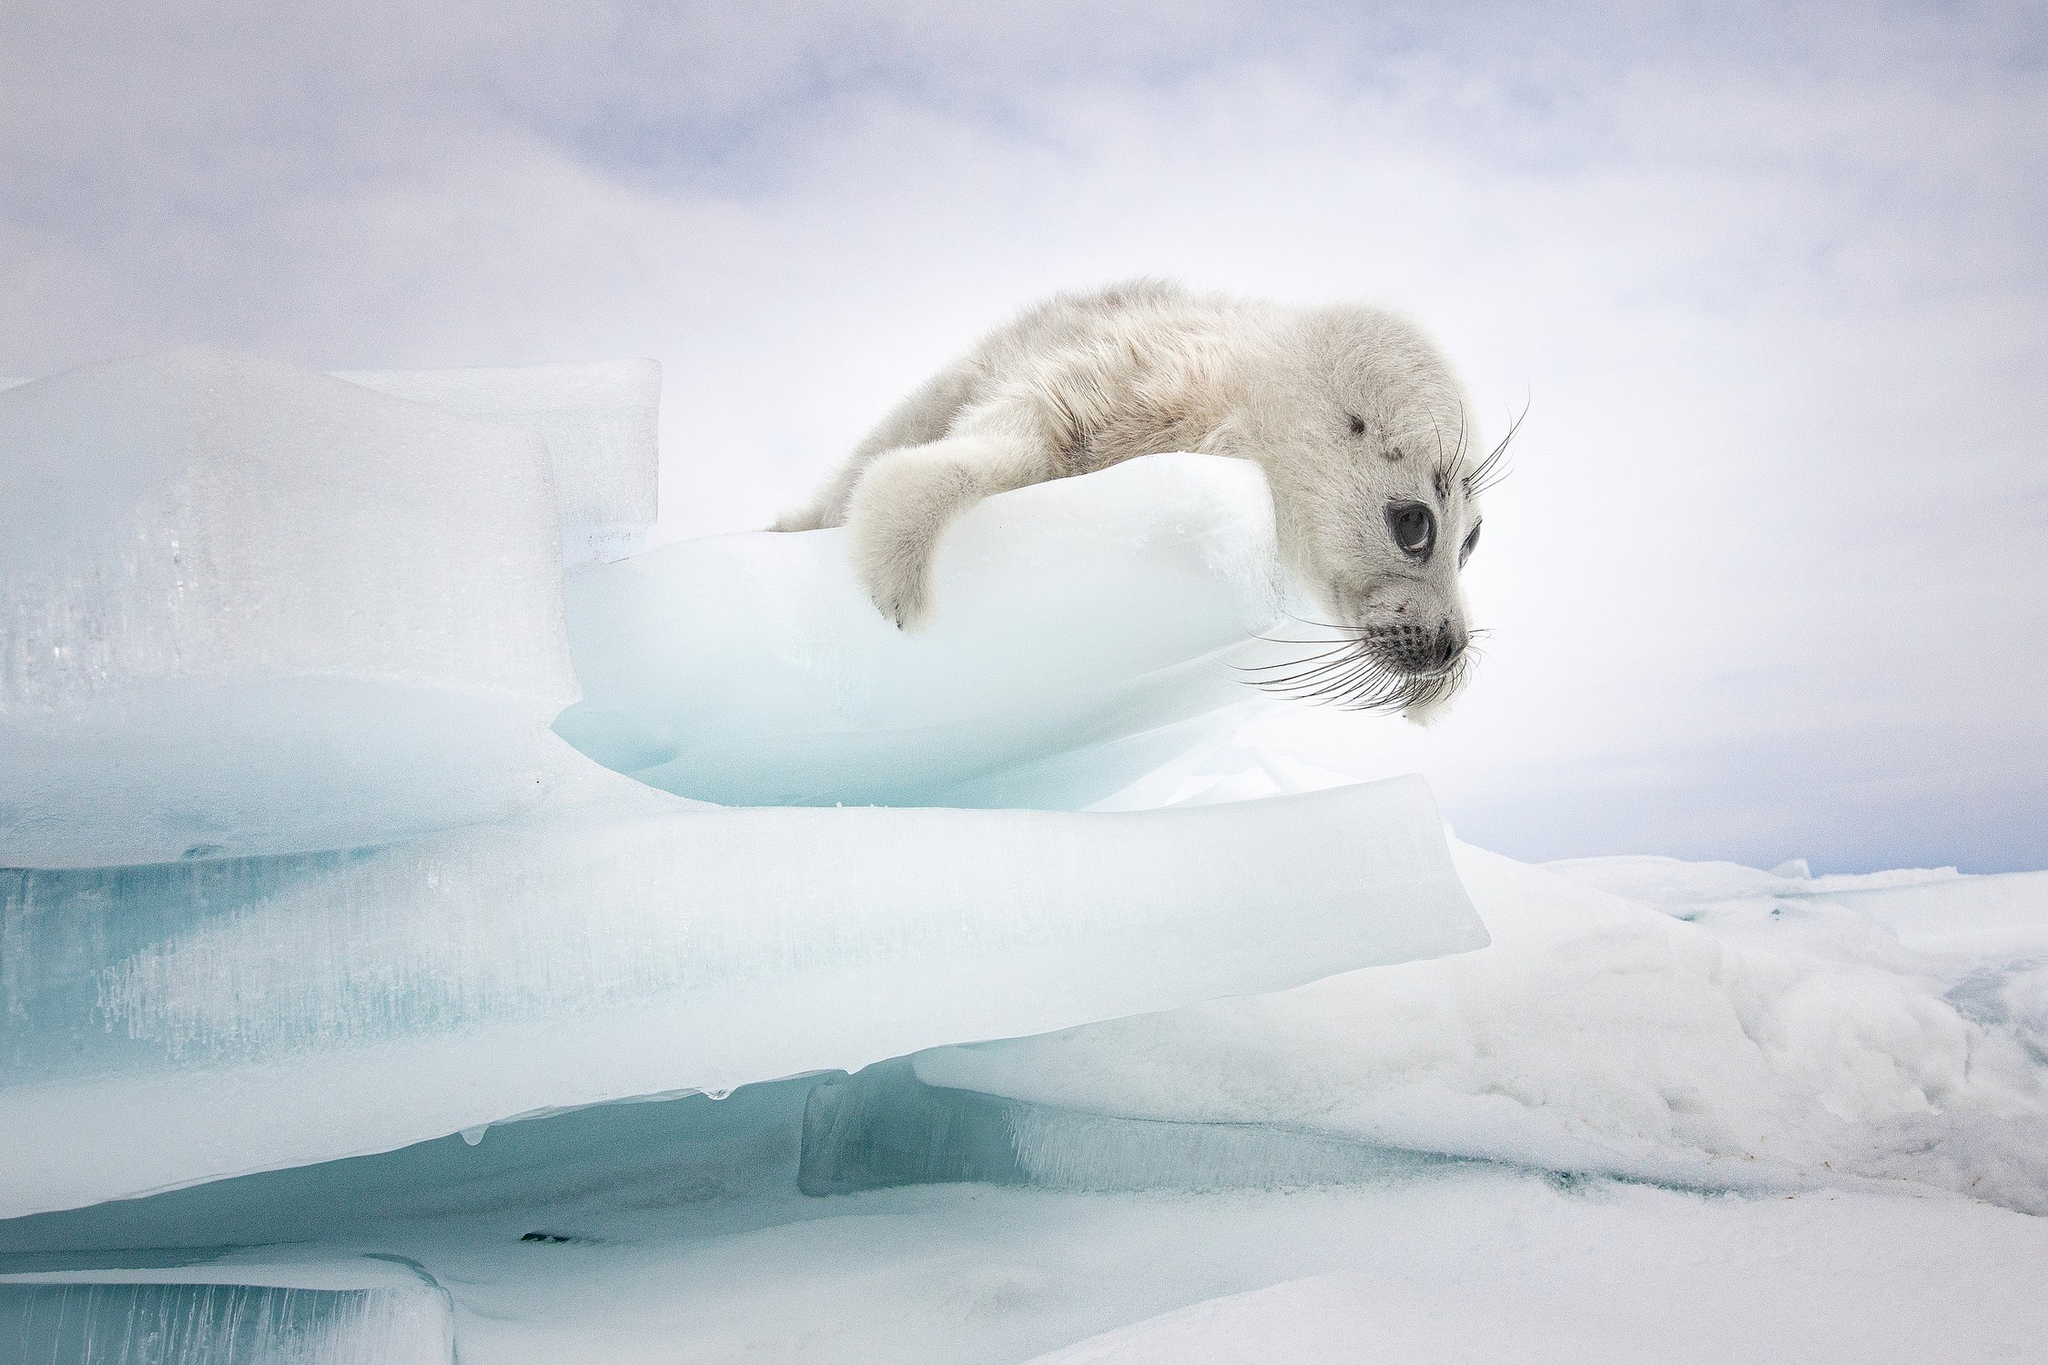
[554,454,1287,808]
[0,770,1483,1216]
[0,1257,453,1365]
[336,361,660,564]
[0,348,580,868]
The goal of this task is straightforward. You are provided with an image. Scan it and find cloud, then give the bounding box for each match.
[3,1,2044,868]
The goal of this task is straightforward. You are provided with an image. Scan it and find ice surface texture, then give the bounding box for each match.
[0,1258,453,1365]
[4,358,661,566]
[335,361,659,564]
[798,1058,1450,1196]
[8,1060,2048,1365]
[553,454,1286,808]
[0,349,582,868]
[0,770,1483,1216]
[5,344,1284,864]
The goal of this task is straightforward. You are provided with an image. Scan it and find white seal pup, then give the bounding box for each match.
[774,280,1511,714]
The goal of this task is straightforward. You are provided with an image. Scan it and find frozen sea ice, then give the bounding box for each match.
[0,1256,453,1365]
[555,454,1292,808]
[0,768,1484,1216]
[336,360,660,563]
[0,348,581,868]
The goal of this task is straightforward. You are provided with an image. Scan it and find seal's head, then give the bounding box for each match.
[1232,303,1511,719]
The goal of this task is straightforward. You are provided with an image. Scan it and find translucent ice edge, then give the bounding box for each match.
[0,767,1484,1217]
[335,360,660,563]
[554,453,1292,809]
[3,357,661,563]
[0,1255,452,1365]
[7,427,1289,866]
[1,348,582,868]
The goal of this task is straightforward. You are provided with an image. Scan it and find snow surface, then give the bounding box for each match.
[6,1084,2044,1365]
[269,1176,2048,1365]
[917,839,2048,1213]
[1007,1181,2048,1365]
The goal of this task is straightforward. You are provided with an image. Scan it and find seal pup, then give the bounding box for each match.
[774,280,1510,714]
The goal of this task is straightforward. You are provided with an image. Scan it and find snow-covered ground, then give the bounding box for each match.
[443,1178,2046,1365]
[920,840,2048,1216]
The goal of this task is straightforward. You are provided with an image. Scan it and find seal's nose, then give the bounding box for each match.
[1375,622,1467,674]
[1428,624,1467,671]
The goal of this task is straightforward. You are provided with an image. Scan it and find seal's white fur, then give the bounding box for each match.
[777,280,1489,710]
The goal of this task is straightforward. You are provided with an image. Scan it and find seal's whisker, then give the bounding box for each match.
[1256,656,1376,694]
[1463,400,1525,500]
[1270,652,1389,701]
[1235,654,1357,677]
[1238,666,1357,687]
[1283,613,1369,635]
[1248,633,1482,712]
[1249,616,1487,707]
[1233,634,1362,677]
[1430,414,1452,498]
[1247,650,1375,689]
[1245,634,1354,650]
[1236,642,1351,658]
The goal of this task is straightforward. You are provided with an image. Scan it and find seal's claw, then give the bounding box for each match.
[864,564,931,633]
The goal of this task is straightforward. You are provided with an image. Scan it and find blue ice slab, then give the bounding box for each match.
[333,360,661,563]
[0,769,1484,1217]
[0,348,579,869]
[0,1257,452,1364]
[3,357,662,565]
[554,455,1290,809]
[0,1079,817,1256]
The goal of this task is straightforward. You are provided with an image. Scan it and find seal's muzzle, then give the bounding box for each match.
[1368,621,1467,676]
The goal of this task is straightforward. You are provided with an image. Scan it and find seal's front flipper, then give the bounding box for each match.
[842,434,1049,630]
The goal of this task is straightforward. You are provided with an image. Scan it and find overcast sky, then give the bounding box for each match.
[5,1,2044,871]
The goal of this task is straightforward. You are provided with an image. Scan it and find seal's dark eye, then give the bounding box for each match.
[1459,521,1481,568]
[1347,413,1365,436]
[1386,501,1435,559]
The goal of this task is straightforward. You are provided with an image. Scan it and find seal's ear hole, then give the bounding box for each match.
[1347,413,1365,437]
[1386,501,1436,559]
